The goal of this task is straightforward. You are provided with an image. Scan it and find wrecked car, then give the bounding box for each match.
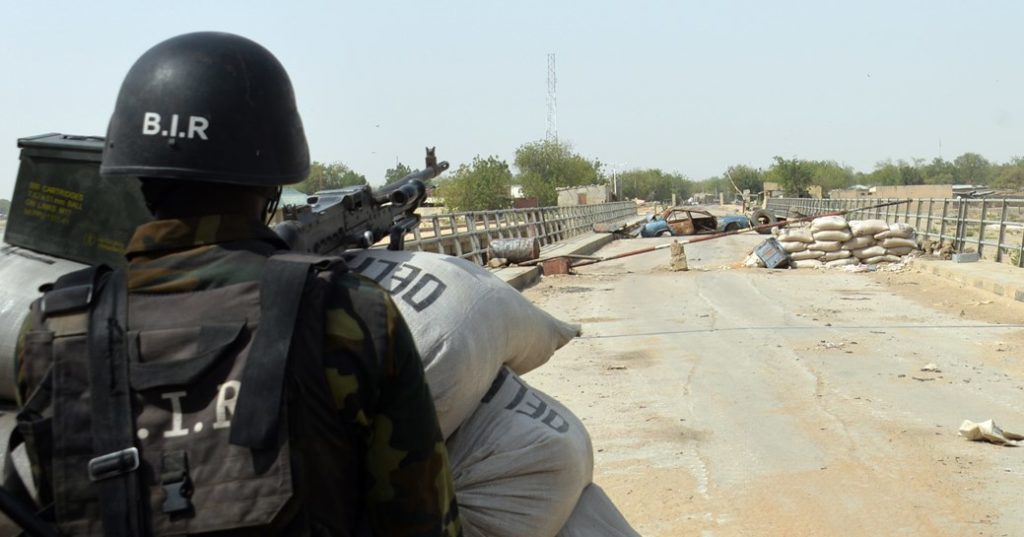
[639,207,751,237]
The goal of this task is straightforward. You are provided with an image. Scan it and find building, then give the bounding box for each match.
[556,184,614,206]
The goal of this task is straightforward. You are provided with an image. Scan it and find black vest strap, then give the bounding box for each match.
[87,268,146,537]
[229,257,318,450]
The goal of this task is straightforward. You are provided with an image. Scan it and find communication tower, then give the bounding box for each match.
[546,53,557,141]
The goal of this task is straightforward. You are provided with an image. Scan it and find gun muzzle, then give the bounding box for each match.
[385,179,426,206]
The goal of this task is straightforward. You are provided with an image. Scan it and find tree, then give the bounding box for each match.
[619,169,692,202]
[921,157,955,184]
[435,155,512,211]
[767,156,812,196]
[384,163,413,184]
[0,198,9,215]
[953,152,992,185]
[514,139,602,206]
[722,165,764,195]
[992,157,1024,190]
[296,161,366,194]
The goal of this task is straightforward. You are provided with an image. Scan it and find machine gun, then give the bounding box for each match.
[273,147,448,254]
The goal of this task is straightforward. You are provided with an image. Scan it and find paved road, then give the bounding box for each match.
[522,232,1024,537]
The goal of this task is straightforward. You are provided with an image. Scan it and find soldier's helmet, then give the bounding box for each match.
[100,31,309,186]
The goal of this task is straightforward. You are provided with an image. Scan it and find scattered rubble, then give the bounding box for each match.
[959,419,1024,446]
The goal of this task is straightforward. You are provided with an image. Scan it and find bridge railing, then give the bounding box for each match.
[404,201,638,265]
[766,197,1024,268]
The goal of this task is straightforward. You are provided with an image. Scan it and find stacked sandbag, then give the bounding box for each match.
[775,226,820,267]
[347,250,632,537]
[447,368,594,537]
[344,249,581,438]
[786,217,921,269]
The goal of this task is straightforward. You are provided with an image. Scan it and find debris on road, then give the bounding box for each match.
[959,419,1024,446]
[670,241,688,271]
[921,363,942,373]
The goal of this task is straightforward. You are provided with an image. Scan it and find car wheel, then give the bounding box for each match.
[659,230,673,237]
[724,222,739,232]
[750,209,776,235]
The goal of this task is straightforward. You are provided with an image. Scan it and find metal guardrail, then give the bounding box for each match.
[766,198,1024,268]
[404,201,638,264]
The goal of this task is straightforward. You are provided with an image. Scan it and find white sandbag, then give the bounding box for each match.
[874,222,915,240]
[792,259,824,269]
[881,237,917,249]
[777,228,814,243]
[789,249,824,261]
[345,249,581,438]
[557,484,642,537]
[810,215,848,232]
[852,245,887,259]
[863,254,902,265]
[448,368,593,537]
[808,240,842,252]
[841,236,876,250]
[782,241,807,253]
[821,250,851,262]
[826,257,860,268]
[848,219,889,237]
[887,246,914,256]
[812,229,853,242]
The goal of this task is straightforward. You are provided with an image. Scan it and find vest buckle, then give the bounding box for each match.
[87,447,140,481]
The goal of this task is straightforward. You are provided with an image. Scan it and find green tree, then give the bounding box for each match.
[0,198,10,215]
[619,169,692,201]
[384,162,413,184]
[767,156,813,196]
[722,165,764,195]
[921,157,955,184]
[805,160,856,192]
[953,152,992,184]
[296,161,366,193]
[436,155,512,211]
[992,157,1024,190]
[514,139,602,206]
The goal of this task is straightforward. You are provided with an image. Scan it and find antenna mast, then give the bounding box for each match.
[546,53,557,141]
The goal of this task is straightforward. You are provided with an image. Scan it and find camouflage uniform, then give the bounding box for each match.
[17,214,462,537]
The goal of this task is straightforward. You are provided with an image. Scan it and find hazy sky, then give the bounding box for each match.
[2,0,1022,199]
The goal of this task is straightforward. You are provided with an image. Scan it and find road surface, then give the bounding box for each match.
[522,232,1024,537]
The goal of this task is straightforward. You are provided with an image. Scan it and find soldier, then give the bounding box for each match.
[13,32,462,536]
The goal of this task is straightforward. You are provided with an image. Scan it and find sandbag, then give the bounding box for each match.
[887,246,914,256]
[852,245,886,259]
[792,259,824,269]
[826,257,860,268]
[448,368,593,537]
[777,227,814,243]
[881,237,917,249]
[841,236,876,250]
[848,219,889,237]
[810,215,848,232]
[782,241,807,253]
[874,222,915,240]
[345,249,581,438]
[789,249,823,261]
[812,229,853,242]
[821,250,851,262]
[808,240,842,252]
[863,254,902,264]
[556,484,642,537]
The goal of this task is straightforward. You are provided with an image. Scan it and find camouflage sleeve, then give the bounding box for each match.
[364,295,462,537]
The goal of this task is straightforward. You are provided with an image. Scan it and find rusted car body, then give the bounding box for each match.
[639,207,750,237]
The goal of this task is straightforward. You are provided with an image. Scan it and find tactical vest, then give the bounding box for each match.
[15,253,387,536]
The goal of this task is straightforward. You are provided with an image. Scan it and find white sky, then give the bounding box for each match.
[2,0,1022,198]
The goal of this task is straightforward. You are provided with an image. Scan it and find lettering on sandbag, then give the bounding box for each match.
[498,372,571,434]
[343,255,448,312]
[402,274,446,312]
